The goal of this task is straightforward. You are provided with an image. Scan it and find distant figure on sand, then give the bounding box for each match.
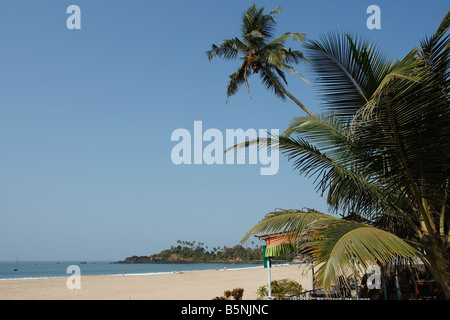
[122,270,125,276]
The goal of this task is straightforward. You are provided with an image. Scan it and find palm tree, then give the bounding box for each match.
[207,4,315,117]
[242,208,420,293]
[240,11,450,298]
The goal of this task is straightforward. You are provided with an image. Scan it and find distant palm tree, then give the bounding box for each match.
[207,4,314,117]
[241,12,450,298]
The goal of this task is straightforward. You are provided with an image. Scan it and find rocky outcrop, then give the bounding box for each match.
[115,255,151,264]
[115,254,200,264]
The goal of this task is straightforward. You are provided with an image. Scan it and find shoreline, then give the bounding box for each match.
[0,264,270,281]
[0,262,290,281]
[0,264,313,300]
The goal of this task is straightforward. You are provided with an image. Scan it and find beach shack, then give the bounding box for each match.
[255,232,298,299]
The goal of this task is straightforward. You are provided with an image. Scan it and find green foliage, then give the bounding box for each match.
[256,279,303,300]
[207,4,313,117]
[213,288,244,300]
[151,240,295,263]
[239,11,450,298]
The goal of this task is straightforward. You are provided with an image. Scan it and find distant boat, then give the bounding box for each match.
[14,257,19,271]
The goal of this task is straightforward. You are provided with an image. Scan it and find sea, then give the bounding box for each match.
[0,261,267,280]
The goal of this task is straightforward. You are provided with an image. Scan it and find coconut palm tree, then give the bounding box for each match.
[240,11,450,298]
[241,208,420,294]
[207,4,314,117]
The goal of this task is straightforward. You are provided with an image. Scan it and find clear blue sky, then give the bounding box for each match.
[0,0,448,261]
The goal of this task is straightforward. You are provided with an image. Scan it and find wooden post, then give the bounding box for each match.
[262,245,272,299]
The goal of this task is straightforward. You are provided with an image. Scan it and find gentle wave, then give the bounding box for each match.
[0,262,288,280]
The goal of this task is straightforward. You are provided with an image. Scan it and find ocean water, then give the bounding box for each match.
[0,261,265,280]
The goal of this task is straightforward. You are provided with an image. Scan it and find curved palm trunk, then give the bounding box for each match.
[261,69,316,118]
[424,250,450,299]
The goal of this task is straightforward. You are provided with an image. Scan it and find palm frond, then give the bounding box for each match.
[266,32,306,47]
[435,10,450,36]
[276,134,389,216]
[240,208,331,243]
[350,29,450,212]
[283,49,310,65]
[283,113,350,151]
[242,5,277,47]
[304,218,420,290]
[259,67,287,100]
[226,60,249,98]
[281,63,310,84]
[207,38,248,61]
[304,32,392,115]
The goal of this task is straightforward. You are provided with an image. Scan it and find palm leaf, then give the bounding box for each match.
[435,10,450,37]
[226,60,249,98]
[206,38,247,61]
[283,113,349,151]
[241,208,331,243]
[304,32,392,115]
[304,218,420,290]
[266,32,306,47]
[259,67,288,100]
[265,242,297,258]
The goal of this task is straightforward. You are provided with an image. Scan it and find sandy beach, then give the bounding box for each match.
[0,264,312,300]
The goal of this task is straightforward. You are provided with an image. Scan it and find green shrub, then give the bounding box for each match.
[213,287,244,300]
[256,279,303,300]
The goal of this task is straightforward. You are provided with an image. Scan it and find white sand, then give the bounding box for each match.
[0,264,313,300]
